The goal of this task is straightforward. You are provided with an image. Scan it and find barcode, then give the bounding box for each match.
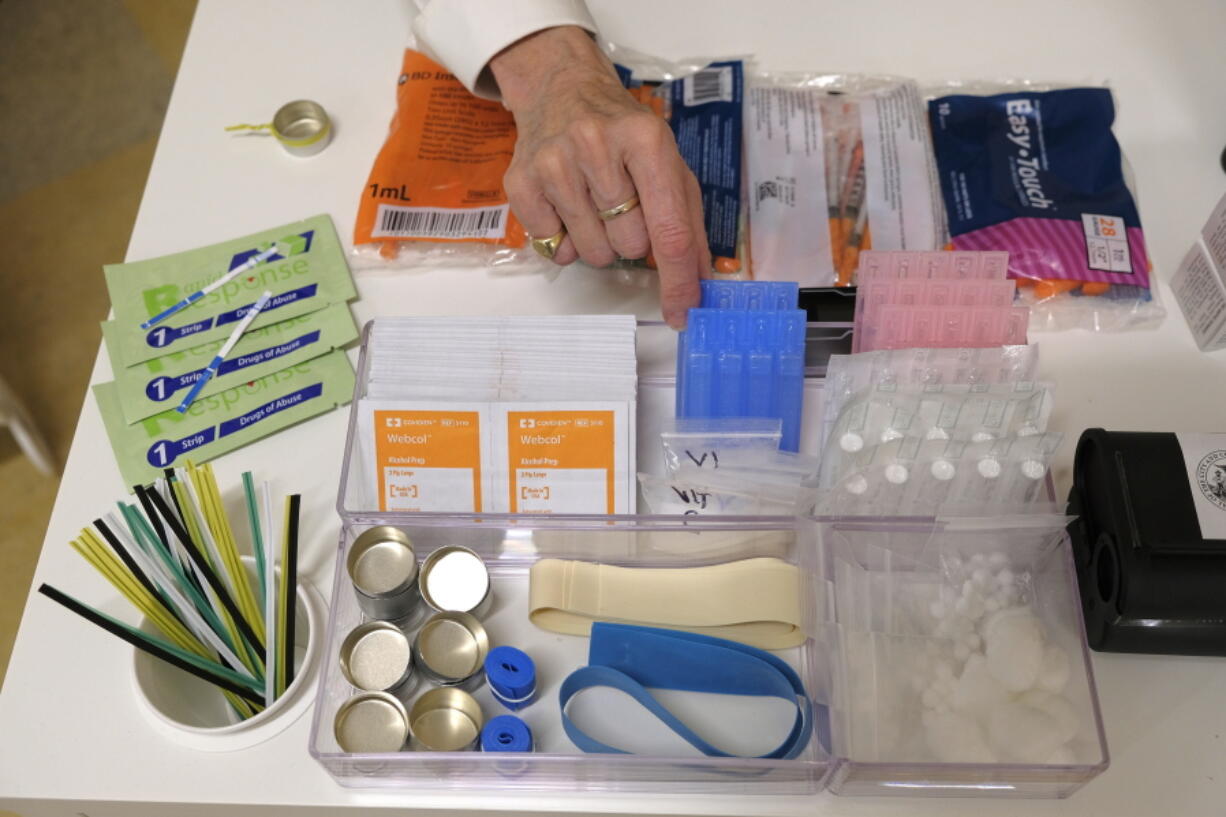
[683,67,733,106]
[372,203,509,239]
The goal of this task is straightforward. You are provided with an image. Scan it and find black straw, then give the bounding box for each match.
[144,487,266,659]
[39,584,262,705]
[282,494,300,690]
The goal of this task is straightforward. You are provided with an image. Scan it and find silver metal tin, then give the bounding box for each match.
[338,621,415,699]
[347,526,420,623]
[411,611,489,690]
[419,545,492,618]
[408,687,484,752]
[271,99,332,157]
[333,691,409,753]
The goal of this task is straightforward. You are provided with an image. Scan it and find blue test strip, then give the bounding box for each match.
[139,246,279,330]
[141,291,206,330]
[175,355,224,413]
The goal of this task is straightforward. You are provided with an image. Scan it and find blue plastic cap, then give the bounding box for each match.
[481,715,533,753]
[485,646,537,709]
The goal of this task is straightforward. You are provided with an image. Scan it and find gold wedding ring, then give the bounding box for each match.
[530,228,567,260]
[598,194,640,221]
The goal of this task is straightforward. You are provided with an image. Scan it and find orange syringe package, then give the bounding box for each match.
[353,50,531,267]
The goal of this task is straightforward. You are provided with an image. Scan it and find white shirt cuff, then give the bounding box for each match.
[412,0,598,100]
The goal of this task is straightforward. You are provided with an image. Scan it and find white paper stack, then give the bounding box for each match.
[357,316,637,514]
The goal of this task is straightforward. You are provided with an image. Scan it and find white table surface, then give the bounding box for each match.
[3,0,1226,815]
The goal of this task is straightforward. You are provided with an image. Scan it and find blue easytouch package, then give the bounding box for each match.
[928,87,1151,291]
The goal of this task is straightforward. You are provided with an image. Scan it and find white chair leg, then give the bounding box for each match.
[0,374,56,476]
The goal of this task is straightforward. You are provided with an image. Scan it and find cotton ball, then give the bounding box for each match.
[884,463,909,484]
[984,609,1045,692]
[969,553,987,568]
[950,654,1010,720]
[840,432,864,453]
[978,457,1002,478]
[972,567,991,587]
[1036,644,1071,693]
[996,568,1015,587]
[1019,690,1080,745]
[988,701,1067,762]
[931,459,956,481]
[946,555,964,573]
[880,427,904,443]
[845,474,868,495]
[1021,459,1046,480]
[987,552,1008,569]
[922,709,998,763]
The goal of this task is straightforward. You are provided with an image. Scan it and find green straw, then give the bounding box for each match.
[242,471,266,611]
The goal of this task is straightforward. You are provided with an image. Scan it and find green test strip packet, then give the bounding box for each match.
[104,214,357,367]
[94,350,356,485]
[103,302,359,425]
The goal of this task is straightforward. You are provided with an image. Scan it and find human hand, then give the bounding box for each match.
[490,26,708,329]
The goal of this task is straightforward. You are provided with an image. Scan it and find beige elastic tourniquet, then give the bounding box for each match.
[528,557,807,649]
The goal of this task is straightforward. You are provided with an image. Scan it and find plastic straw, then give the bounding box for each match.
[93,518,175,619]
[91,515,257,682]
[242,471,266,610]
[186,464,266,681]
[39,584,263,704]
[72,533,195,652]
[144,487,266,660]
[262,481,277,706]
[198,464,264,642]
[282,494,300,693]
[101,512,258,682]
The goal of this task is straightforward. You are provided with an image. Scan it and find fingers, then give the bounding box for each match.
[505,165,577,266]
[574,122,652,261]
[627,129,706,329]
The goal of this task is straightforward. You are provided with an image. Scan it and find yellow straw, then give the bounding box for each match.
[198,464,265,643]
[275,497,291,698]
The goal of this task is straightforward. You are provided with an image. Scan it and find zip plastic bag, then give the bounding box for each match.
[926,81,1164,331]
[637,472,799,516]
[658,417,782,476]
[744,72,947,287]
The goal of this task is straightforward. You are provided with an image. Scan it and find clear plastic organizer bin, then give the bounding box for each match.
[308,515,1107,797]
[822,516,1108,797]
[337,320,851,524]
[309,515,834,793]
